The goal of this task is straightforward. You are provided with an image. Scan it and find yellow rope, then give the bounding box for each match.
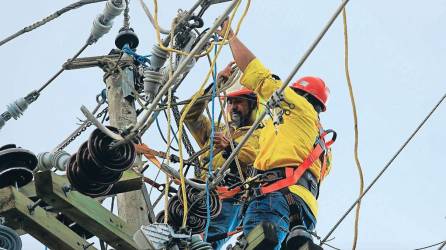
[177,0,243,227]
[342,8,365,250]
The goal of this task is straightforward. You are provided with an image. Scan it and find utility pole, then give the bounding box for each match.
[105,54,150,233]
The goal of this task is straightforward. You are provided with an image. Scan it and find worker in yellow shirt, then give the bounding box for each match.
[217,21,335,249]
[182,74,260,249]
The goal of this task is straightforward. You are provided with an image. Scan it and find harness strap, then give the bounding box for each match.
[259,144,324,195]
[216,186,242,200]
[260,129,336,195]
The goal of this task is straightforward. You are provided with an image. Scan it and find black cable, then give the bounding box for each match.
[37,43,89,93]
[414,240,446,250]
[155,116,179,152]
[162,109,180,147]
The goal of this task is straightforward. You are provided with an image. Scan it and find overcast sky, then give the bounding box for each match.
[1,0,445,249]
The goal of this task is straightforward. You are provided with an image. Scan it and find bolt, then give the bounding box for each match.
[62,185,71,197]
[27,199,43,215]
[83,242,95,250]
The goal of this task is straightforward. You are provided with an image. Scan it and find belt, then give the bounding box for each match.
[256,168,319,198]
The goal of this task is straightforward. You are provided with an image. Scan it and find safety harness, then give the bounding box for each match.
[258,127,336,196]
[217,124,336,199]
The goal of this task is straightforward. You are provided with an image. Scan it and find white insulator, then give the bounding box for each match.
[102,0,125,24]
[150,44,168,70]
[143,69,163,103]
[37,151,70,171]
[6,97,28,119]
[89,14,113,44]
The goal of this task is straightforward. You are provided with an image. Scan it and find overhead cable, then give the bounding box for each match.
[0,0,107,47]
[0,0,125,131]
[414,240,446,250]
[320,93,446,245]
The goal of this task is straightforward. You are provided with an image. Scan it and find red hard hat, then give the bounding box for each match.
[226,87,255,97]
[290,76,329,111]
[224,81,256,98]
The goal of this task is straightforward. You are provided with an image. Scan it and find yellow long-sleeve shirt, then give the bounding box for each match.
[182,91,260,180]
[240,58,332,217]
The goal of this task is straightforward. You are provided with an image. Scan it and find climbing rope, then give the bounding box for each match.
[320,93,446,245]
[341,7,365,250]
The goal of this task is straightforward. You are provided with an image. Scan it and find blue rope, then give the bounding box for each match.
[122,44,151,65]
[204,33,219,240]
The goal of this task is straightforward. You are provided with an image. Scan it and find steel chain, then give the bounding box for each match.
[171,99,202,177]
[55,106,108,151]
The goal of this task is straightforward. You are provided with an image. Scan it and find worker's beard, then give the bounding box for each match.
[231,110,250,128]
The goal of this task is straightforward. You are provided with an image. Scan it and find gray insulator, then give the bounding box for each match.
[190,235,212,250]
[37,151,70,171]
[150,44,168,70]
[6,97,28,120]
[143,69,163,103]
[0,224,22,250]
[89,14,113,44]
[102,0,125,24]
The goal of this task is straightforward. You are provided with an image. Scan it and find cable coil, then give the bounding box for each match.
[0,225,22,250]
[159,179,221,234]
[67,126,136,197]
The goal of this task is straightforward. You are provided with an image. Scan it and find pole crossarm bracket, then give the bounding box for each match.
[34,171,139,250]
[63,53,134,70]
[0,186,98,250]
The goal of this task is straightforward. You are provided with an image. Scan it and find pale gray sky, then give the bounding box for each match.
[1,0,445,249]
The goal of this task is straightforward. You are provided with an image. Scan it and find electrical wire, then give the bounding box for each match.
[37,43,89,93]
[204,33,219,240]
[152,0,251,57]
[0,0,107,47]
[177,0,243,227]
[205,52,245,182]
[320,93,446,245]
[341,7,365,250]
[414,240,446,250]
[155,116,179,152]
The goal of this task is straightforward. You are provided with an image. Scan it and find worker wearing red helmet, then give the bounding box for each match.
[217,20,335,249]
[182,74,261,249]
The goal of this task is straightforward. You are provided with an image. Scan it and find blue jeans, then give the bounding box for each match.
[207,199,242,250]
[242,191,316,250]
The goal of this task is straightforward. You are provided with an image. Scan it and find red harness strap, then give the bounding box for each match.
[259,129,336,195]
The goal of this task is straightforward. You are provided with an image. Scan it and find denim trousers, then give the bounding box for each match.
[242,191,316,250]
[207,199,242,250]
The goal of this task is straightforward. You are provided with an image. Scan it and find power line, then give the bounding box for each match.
[414,240,446,250]
[0,0,107,47]
[320,93,446,245]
